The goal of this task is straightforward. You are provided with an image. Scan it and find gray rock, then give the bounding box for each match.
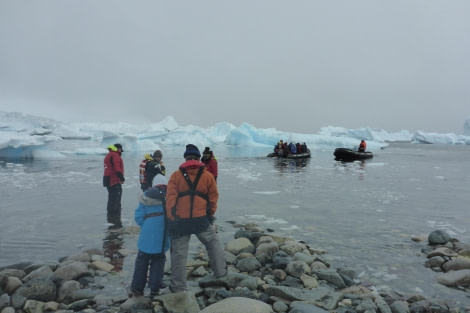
[390,300,410,313]
[23,265,54,282]
[272,251,292,270]
[199,297,273,313]
[199,272,257,290]
[289,302,330,313]
[428,230,452,245]
[235,257,262,272]
[71,288,100,302]
[57,280,81,303]
[442,258,470,271]
[435,269,470,286]
[23,299,45,313]
[311,269,346,289]
[0,269,26,280]
[272,300,288,312]
[0,293,10,310]
[120,296,151,312]
[375,296,392,313]
[10,293,27,309]
[265,285,331,302]
[23,262,58,274]
[424,256,445,269]
[280,242,307,256]
[67,298,95,311]
[156,291,200,313]
[292,252,315,265]
[16,278,56,302]
[4,276,22,294]
[225,238,255,255]
[356,298,376,313]
[285,261,311,278]
[426,247,458,258]
[223,251,237,265]
[1,306,15,313]
[50,261,89,281]
[256,241,279,259]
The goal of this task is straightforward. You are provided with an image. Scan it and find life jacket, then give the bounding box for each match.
[172,167,207,220]
[139,154,154,185]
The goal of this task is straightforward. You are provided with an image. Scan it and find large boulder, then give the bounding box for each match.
[199,297,273,313]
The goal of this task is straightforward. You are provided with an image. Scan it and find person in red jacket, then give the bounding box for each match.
[358,140,367,152]
[103,143,125,228]
[201,147,218,182]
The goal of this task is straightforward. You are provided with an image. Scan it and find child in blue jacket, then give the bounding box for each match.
[129,174,170,297]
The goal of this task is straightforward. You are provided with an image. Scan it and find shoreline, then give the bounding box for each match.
[1,224,469,312]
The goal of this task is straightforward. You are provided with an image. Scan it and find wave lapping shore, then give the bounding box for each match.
[0,224,469,313]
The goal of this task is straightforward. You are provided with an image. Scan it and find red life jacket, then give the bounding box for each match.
[139,159,150,184]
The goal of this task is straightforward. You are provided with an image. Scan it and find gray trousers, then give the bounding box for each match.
[170,226,226,292]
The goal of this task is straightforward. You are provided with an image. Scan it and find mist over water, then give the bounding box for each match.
[1,142,469,302]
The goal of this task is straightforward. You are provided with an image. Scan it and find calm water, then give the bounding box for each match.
[1,142,469,303]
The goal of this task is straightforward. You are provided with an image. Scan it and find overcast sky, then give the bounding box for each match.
[1,1,469,134]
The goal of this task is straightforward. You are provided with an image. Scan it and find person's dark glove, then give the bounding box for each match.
[208,215,216,225]
[117,172,125,182]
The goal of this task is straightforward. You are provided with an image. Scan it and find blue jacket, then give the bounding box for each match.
[135,188,170,254]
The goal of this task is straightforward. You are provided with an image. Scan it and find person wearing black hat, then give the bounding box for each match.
[201,146,218,181]
[103,143,125,228]
[165,144,227,293]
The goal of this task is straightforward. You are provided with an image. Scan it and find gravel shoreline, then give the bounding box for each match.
[1,224,469,313]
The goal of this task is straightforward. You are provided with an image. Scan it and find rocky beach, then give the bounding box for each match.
[1,223,469,313]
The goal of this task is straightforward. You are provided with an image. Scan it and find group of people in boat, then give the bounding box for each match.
[274,140,309,155]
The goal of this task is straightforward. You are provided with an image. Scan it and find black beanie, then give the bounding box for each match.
[184,144,201,158]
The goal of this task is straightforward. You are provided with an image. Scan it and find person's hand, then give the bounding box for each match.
[117,172,125,183]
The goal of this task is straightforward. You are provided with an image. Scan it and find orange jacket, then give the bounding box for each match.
[359,141,367,150]
[166,160,218,222]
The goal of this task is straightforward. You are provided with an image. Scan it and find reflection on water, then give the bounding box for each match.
[272,157,310,171]
[334,159,368,180]
[102,228,125,272]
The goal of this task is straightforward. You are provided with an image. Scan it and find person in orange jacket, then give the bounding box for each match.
[165,144,226,293]
[358,140,367,152]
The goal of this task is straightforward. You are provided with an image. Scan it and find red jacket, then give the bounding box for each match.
[202,157,218,179]
[103,151,125,187]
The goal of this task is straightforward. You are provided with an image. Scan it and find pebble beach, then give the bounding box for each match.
[1,223,469,313]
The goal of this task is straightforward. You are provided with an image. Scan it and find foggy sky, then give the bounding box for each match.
[1,1,469,134]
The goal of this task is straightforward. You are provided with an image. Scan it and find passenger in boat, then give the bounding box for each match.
[288,142,297,154]
[274,140,287,155]
[358,140,367,152]
[296,143,302,154]
[301,142,308,153]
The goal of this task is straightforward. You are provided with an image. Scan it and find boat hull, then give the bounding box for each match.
[334,148,373,161]
[267,149,311,159]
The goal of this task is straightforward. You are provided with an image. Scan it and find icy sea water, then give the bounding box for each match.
[0,142,469,303]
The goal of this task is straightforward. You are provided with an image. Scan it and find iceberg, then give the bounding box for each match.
[0,111,469,159]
